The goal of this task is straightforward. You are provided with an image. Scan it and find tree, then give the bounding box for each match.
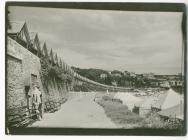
[104,76,112,85]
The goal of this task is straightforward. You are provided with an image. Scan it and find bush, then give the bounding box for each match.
[102,96,112,101]
[112,98,123,104]
[40,57,73,88]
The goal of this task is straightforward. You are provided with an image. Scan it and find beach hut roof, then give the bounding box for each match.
[153,89,183,110]
[114,92,143,110]
[158,103,184,120]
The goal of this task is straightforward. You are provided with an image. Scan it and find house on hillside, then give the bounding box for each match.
[123,71,130,77]
[136,74,143,79]
[111,81,117,87]
[160,81,170,88]
[169,80,183,87]
[112,73,121,77]
[150,80,160,87]
[111,70,122,77]
[100,73,107,79]
[130,72,136,78]
[167,74,181,80]
[143,72,155,80]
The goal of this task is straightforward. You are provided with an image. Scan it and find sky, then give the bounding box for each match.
[8,6,184,75]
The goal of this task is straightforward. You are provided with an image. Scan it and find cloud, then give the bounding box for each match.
[8,6,183,74]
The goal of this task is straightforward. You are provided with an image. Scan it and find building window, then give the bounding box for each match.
[31,74,38,86]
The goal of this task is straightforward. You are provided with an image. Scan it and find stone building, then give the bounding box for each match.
[7,22,44,109]
[6,22,69,127]
[7,36,44,108]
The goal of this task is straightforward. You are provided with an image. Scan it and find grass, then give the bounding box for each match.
[96,95,143,128]
[96,94,184,129]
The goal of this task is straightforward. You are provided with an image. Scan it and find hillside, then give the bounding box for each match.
[71,67,112,85]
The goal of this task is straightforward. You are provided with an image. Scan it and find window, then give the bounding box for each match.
[31,74,37,86]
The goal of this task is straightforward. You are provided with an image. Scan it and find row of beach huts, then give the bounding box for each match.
[113,88,184,122]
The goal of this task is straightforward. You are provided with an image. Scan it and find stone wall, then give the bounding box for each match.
[43,78,68,108]
[42,78,69,113]
[7,37,69,119]
[7,37,44,109]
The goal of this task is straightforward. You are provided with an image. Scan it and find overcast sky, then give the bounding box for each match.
[8,6,183,75]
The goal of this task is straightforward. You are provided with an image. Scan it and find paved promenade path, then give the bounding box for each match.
[31,93,117,128]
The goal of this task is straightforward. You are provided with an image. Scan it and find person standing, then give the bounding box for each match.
[32,84,42,120]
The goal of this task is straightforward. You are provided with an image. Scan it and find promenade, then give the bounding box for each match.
[31,93,117,128]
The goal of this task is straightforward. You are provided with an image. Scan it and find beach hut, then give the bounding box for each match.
[158,103,184,121]
[157,103,184,127]
[114,92,143,111]
[134,96,158,116]
[151,88,183,111]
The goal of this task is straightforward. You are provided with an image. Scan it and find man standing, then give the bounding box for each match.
[32,84,42,120]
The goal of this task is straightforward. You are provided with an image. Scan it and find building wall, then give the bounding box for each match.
[7,37,44,109]
[7,55,25,108]
[7,37,69,112]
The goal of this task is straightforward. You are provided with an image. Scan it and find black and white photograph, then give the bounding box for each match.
[5,2,186,135]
